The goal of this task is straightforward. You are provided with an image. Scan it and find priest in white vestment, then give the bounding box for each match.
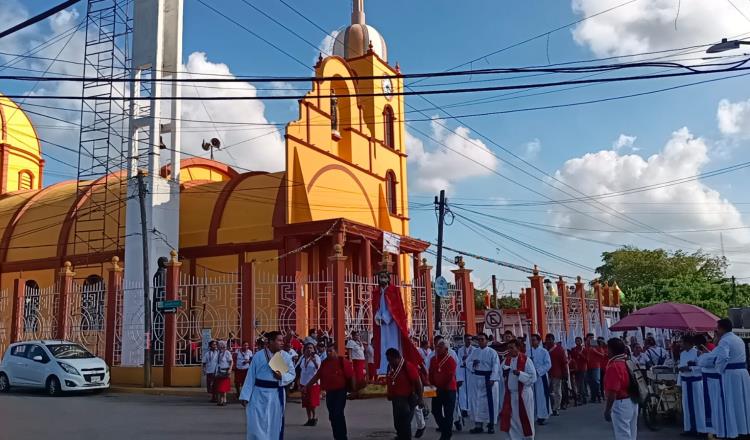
[715,318,750,439]
[456,334,475,418]
[678,336,705,435]
[529,334,551,424]
[240,331,296,440]
[500,339,537,440]
[467,333,502,434]
[697,345,722,437]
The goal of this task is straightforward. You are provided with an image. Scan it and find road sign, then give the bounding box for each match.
[484,309,503,329]
[435,276,449,298]
[156,299,183,312]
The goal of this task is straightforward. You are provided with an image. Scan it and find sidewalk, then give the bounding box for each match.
[108,385,304,402]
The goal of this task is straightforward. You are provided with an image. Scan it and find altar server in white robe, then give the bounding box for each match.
[678,335,706,435]
[500,339,537,440]
[529,334,551,424]
[456,334,475,419]
[696,335,720,437]
[715,318,750,439]
[467,333,502,434]
[240,331,296,440]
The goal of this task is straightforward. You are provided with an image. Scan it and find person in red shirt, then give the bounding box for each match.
[585,333,607,403]
[386,347,424,440]
[304,344,353,440]
[570,336,587,405]
[603,338,638,440]
[429,340,457,440]
[544,333,569,416]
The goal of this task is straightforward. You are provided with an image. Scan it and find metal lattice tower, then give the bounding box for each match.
[73,0,133,260]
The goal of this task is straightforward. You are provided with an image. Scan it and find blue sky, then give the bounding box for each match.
[4,0,750,291]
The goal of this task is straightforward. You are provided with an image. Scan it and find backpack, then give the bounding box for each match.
[625,359,649,404]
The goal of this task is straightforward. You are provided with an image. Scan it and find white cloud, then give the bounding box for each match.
[523,139,541,160]
[180,52,285,172]
[717,98,750,138]
[611,134,638,152]
[552,128,750,252]
[571,0,749,57]
[318,30,339,59]
[407,120,500,193]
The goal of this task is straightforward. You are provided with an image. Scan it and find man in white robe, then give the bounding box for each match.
[697,343,722,437]
[240,331,296,440]
[500,339,537,440]
[456,334,475,422]
[467,333,502,434]
[715,318,750,439]
[678,335,706,435]
[529,334,551,424]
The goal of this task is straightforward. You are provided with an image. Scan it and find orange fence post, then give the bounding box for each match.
[452,258,476,336]
[105,257,123,366]
[329,244,347,356]
[418,258,434,343]
[557,276,568,336]
[163,251,181,387]
[56,262,75,340]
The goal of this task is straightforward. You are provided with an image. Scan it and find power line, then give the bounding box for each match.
[0,0,82,39]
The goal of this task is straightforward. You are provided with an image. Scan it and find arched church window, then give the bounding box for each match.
[383,106,395,149]
[81,275,105,331]
[18,170,33,190]
[331,90,339,132]
[23,280,40,333]
[386,171,397,215]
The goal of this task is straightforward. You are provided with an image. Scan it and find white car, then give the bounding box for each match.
[0,340,110,396]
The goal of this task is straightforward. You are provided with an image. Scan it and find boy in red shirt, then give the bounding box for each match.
[305,345,353,440]
[386,348,424,440]
[570,336,587,405]
[428,340,457,440]
[603,338,638,440]
[585,333,607,403]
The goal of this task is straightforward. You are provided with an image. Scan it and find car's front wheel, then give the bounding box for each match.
[46,376,61,397]
[0,373,10,393]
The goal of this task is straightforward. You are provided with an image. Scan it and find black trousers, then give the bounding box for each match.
[432,389,456,438]
[391,396,416,439]
[326,388,348,440]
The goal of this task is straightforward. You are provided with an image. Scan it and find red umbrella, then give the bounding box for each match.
[610,302,719,332]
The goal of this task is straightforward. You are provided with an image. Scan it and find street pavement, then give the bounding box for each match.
[0,390,680,439]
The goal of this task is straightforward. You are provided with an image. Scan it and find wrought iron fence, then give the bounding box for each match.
[22,284,58,341]
[545,294,565,340]
[68,280,107,357]
[409,276,429,342]
[344,272,373,341]
[435,281,465,343]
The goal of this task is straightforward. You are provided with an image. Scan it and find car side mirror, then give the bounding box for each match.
[32,355,43,362]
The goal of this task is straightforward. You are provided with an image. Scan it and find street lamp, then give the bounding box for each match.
[706,38,750,54]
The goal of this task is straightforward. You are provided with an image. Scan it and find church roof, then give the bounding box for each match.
[0,159,285,267]
[0,94,42,159]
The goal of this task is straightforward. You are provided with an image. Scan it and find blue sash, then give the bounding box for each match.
[682,376,700,432]
[254,379,285,440]
[702,373,718,428]
[541,374,551,414]
[474,370,494,423]
[726,362,746,370]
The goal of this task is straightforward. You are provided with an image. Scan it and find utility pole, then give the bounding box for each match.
[492,274,498,309]
[136,170,152,388]
[732,275,737,307]
[434,190,447,333]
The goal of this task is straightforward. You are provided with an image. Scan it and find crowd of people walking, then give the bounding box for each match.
[199,318,750,440]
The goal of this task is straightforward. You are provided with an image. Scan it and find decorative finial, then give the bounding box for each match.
[395,62,401,73]
[558,275,564,282]
[64,261,72,270]
[456,256,465,269]
[577,275,582,283]
[315,53,323,68]
[421,257,427,266]
[170,249,178,263]
[111,256,121,270]
[333,243,344,257]
[380,252,390,270]
[368,40,374,53]
[533,264,539,276]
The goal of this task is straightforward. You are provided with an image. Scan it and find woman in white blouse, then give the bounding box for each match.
[234,341,253,397]
[299,342,322,426]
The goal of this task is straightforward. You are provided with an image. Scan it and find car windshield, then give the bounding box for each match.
[45,344,94,359]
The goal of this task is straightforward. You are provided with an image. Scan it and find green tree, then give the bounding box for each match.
[595,247,745,317]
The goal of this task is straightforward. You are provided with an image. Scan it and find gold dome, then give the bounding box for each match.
[0,94,44,193]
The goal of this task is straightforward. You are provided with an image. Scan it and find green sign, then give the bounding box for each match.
[157,299,183,311]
